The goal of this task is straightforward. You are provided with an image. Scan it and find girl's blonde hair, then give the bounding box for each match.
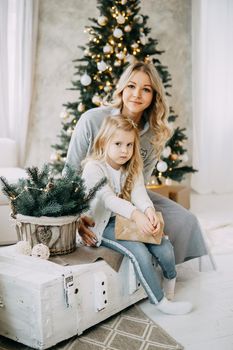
[109,61,171,157]
[88,115,143,200]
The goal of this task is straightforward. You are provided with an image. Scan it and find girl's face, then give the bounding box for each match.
[106,129,135,170]
[122,71,153,123]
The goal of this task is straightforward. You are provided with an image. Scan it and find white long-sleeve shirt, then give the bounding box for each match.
[82,160,154,246]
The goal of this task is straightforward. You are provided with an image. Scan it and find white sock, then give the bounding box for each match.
[163,277,176,300]
[156,297,193,315]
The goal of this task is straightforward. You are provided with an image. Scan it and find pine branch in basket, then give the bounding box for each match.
[0,164,107,218]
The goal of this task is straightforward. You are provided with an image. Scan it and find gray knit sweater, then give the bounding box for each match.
[65,106,156,183]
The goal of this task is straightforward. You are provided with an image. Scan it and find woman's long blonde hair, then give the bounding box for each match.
[87,115,143,200]
[109,61,171,158]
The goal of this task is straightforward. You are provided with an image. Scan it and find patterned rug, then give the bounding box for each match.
[70,304,184,350]
[0,304,183,350]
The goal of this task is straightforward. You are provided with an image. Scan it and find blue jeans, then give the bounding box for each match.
[101,216,177,304]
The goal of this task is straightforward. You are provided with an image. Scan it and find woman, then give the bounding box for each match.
[65,61,208,264]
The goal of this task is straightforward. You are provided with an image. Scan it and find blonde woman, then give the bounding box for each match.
[65,61,207,264]
[81,115,192,315]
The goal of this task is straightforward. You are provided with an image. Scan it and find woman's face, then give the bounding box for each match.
[122,71,153,123]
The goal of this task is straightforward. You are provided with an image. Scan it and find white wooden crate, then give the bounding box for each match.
[0,245,146,349]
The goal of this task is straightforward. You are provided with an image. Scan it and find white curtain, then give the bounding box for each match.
[0,0,38,166]
[191,0,233,194]
[0,0,10,137]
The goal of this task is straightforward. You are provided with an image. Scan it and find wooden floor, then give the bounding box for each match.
[140,192,233,350]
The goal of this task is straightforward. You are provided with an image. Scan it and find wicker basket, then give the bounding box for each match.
[14,214,79,256]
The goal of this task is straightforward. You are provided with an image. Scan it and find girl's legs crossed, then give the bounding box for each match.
[101,217,164,304]
[147,237,176,280]
[101,217,193,315]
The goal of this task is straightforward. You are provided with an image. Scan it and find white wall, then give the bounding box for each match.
[26,0,192,167]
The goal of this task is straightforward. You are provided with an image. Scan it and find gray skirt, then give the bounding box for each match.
[147,190,208,264]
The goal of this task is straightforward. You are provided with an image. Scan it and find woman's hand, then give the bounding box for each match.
[78,215,98,246]
[145,207,161,235]
[131,209,156,235]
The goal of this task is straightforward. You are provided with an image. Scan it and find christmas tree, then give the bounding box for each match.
[50,0,196,184]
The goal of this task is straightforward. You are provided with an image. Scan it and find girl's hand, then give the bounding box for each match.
[131,209,156,235]
[145,207,161,234]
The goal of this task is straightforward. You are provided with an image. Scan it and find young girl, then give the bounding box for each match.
[81,115,192,315]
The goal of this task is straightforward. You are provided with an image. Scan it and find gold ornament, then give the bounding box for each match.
[97,16,108,26]
[170,154,178,161]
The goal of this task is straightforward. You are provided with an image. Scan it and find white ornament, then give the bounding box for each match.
[126,54,136,64]
[165,178,172,186]
[113,28,123,38]
[162,146,172,158]
[50,152,60,162]
[60,109,69,119]
[124,25,132,33]
[31,243,50,260]
[121,0,127,4]
[116,51,125,60]
[114,60,122,67]
[116,15,125,24]
[103,44,113,54]
[140,33,147,45]
[84,49,90,56]
[134,15,143,24]
[156,160,168,172]
[92,94,102,105]
[80,73,92,86]
[104,85,111,92]
[66,127,73,136]
[97,60,107,72]
[131,42,139,49]
[97,16,108,26]
[15,241,32,255]
[78,102,85,112]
